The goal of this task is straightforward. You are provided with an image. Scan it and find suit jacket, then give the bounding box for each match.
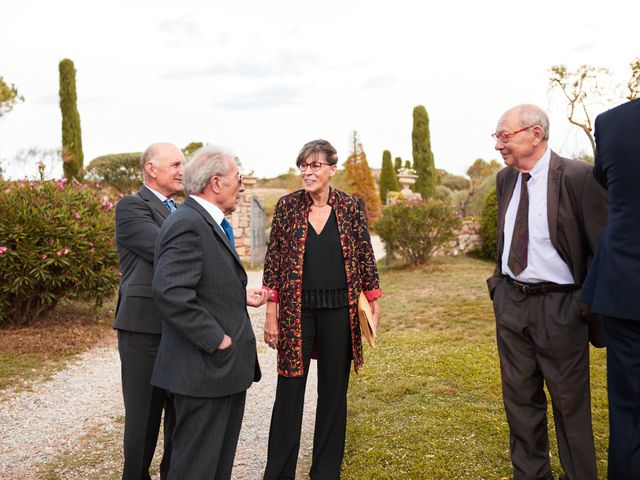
[114,185,170,334]
[151,196,261,398]
[581,99,640,321]
[487,152,608,346]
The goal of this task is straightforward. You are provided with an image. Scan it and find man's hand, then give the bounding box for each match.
[246,288,268,307]
[218,334,233,350]
[263,301,278,350]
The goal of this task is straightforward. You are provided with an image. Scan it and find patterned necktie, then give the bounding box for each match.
[163,198,177,212]
[220,218,236,251]
[508,172,532,276]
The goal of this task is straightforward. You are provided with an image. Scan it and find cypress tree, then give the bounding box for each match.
[394,156,403,173]
[379,150,400,203]
[404,160,411,169]
[344,132,382,225]
[59,58,84,180]
[412,105,437,198]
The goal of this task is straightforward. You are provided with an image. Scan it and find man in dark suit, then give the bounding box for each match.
[115,142,185,479]
[581,98,640,479]
[151,144,267,480]
[487,104,608,480]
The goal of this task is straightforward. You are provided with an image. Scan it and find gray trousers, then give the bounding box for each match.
[492,277,597,480]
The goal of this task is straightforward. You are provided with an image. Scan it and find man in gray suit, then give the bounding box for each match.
[151,145,267,480]
[115,143,185,479]
[487,105,607,480]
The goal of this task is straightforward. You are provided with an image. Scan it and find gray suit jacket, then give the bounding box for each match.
[487,152,608,344]
[114,185,170,334]
[151,196,261,398]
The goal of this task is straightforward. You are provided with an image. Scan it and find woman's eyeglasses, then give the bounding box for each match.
[297,162,331,172]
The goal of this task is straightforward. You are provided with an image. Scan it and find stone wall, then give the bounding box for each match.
[435,218,482,256]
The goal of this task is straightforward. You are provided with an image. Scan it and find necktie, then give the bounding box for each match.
[220,218,236,251]
[163,198,177,212]
[508,172,531,276]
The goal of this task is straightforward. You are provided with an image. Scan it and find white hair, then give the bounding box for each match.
[517,104,550,140]
[183,144,237,195]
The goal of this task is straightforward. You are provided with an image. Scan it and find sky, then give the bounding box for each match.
[1,0,638,180]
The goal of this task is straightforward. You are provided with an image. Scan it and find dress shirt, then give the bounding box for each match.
[501,147,575,284]
[144,184,172,204]
[190,195,226,228]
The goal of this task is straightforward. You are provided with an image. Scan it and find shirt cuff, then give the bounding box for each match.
[262,285,279,303]
[364,288,382,301]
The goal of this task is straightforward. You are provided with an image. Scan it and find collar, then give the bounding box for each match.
[144,184,171,203]
[527,146,551,181]
[189,195,225,226]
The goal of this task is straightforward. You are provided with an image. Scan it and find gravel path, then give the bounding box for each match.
[0,270,318,479]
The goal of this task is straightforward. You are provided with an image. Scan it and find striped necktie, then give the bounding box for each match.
[163,198,177,212]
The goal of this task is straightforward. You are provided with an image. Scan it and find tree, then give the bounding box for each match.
[183,141,204,157]
[460,158,502,216]
[344,131,382,225]
[404,160,411,169]
[85,152,143,193]
[378,150,400,203]
[411,105,437,198]
[627,57,640,101]
[59,59,84,180]
[394,157,403,173]
[0,76,24,118]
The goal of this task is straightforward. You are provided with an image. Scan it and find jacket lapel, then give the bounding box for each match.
[497,168,518,258]
[139,185,170,219]
[184,197,244,269]
[547,152,562,250]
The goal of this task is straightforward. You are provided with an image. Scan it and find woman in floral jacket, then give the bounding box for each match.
[262,139,381,479]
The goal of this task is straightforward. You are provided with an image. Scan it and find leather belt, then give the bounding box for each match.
[504,276,580,295]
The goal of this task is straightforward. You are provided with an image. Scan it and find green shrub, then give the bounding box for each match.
[85,152,142,194]
[0,165,119,325]
[376,199,461,266]
[477,186,498,260]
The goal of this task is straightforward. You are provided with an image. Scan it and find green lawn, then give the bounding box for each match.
[343,255,608,479]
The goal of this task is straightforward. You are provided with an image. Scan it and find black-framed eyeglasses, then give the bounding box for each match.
[492,124,539,143]
[297,162,331,172]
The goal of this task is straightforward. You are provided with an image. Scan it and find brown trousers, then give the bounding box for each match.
[492,277,597,480]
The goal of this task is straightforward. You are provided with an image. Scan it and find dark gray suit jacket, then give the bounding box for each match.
[151,196,261,398]
[487,152,608,344]
[114,185,170,334]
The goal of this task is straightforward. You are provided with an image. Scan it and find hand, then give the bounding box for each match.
[246,288,268,307]
[218,334,233,350]
[263,301,279,350]
[369,299,381,333]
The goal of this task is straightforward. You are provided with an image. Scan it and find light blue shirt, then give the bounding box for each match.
[144,184,171,203]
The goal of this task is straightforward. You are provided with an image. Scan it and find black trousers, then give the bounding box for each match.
[603,315,640,480]
[118,330,174,480]
[167,390,246,480]
[492,278,596,480]
[264,307,352,480]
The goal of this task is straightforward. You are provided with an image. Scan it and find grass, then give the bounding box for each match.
[0,297,116,394]
[343,255,608,479]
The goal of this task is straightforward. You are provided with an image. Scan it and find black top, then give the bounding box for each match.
[302,209,348,309]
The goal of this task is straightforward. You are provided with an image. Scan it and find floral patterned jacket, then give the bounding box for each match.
[262,188,382,377]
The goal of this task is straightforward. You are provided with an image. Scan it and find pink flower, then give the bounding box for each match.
[49,238,55,245]
[40,254,47,260]
[87,242,94,247]
[0,246,8,254]
[56,250,63,256]
[63,247,70,255]
[4,188,10,194]
[74,213,81,219]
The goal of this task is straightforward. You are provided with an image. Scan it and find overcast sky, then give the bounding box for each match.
[1,0,638,180]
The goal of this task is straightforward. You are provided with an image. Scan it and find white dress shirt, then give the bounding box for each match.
[501,147,575,284]
[190,194,225,228]
[144,184,171,203]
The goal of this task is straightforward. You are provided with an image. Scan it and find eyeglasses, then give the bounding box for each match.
[220,172,243,185]
[492,125,539,143]
[297,162,331,172]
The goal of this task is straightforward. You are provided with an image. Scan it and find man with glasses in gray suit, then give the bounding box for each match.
[151,145,267,480]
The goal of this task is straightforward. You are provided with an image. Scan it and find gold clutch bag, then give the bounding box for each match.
[358,291,377,347]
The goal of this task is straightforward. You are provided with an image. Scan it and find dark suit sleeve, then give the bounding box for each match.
[152,218,226,353]
[578,165,608,255]
[592,115,608,188]
[486,173,504,297]
[116,196,160,263]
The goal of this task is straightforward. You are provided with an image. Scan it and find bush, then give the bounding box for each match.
[376,199,461,266]
[85,152,142,194]
[0,165,119,325]
[477,186,498,260]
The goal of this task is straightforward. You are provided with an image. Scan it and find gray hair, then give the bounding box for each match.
[140,144,160,171]
[517,104,550,140]
[183,144,236,195]
[296,139,338,166]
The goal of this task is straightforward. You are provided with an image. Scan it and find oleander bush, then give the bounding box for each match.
[376,198,461,266]
[0,164,119,325]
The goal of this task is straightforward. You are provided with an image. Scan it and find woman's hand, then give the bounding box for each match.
[369,298,381,333]
[263,300,279,350]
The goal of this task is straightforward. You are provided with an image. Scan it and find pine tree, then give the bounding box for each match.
[59,59,84,180]
[394,157,403,173]
[379,150,400,203]
[344,131,382,225]
[412,105,437,198]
